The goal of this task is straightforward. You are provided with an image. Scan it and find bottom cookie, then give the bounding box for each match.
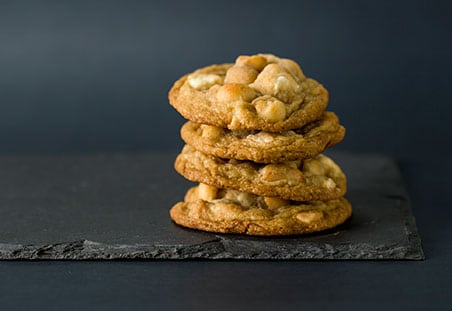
[170,184,352,236]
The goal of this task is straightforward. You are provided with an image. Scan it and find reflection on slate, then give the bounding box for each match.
[0,151,423,260]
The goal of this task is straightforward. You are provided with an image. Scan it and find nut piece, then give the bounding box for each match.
[280,58,305,80]
[264,197,289,210]
[222,189,256,208]
[201,125,224,141]
[209,203,243,220]
[188,74,222,90]
[235,55,267,71]
[260,164,304,185]
[254,96,287,122]
[303,158,326,176]
[250,63,299,101]
[296,211,324,223]
[283,160,301,169]
[225,65,258,84]
[235,192,257,208]
[231,102,255,128]
[318,155,338,169]
[216,84,257,102]
[198,183,218,201]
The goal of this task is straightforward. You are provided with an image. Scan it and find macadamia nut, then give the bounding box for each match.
[253,96,287,122]
[225,65,258,84]
[198,183,218,201]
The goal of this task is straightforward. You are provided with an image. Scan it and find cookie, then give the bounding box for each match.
[169,54,329,132]
[181,112,345,163]
[170,184,352,236]
[174,145,347,201]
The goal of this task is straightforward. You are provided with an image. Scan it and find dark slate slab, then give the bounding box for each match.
[0,151,423,260]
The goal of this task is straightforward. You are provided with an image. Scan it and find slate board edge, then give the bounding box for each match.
[389,161,425,260]
[0,236,424,260]
[399,187,425,260]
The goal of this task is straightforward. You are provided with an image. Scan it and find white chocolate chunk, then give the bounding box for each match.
[323,178,336,190]
[188,74,222,90]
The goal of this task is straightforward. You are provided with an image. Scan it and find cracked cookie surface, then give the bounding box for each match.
[170,184,352,235]
[169,54,329,132]
[181,112,345,163]
[175,145,347,201]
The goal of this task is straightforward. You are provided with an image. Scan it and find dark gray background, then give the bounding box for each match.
[0,0,450,158]
[0,0,451,310]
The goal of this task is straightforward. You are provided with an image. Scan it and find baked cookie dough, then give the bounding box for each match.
[170,184,352,236]
[169,54,329,132]
[181,112,345,163]
[175,145,347,202]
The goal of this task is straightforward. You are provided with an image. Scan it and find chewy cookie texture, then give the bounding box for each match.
[169,55,328,132]
[170,184,352,236]
[168,53,351,236]
[175,145,347,202]
[181,112,345,163]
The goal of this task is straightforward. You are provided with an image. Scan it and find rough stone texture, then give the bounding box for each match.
[0,151,423,260]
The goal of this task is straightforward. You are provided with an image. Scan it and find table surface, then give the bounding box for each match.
[0,152,450,310]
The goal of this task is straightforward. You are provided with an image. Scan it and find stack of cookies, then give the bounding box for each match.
[168,54,352,236]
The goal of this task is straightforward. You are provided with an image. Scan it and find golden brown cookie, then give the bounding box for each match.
[175,145,347,201]
[170,184,352,236]
[181,112,345,163]
[169,54,329,132]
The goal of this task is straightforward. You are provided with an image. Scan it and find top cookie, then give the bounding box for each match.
[169,54,329,132]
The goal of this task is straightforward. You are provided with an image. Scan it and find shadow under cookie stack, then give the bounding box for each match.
[168,54,352,236]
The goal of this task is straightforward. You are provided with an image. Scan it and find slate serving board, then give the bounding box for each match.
[0,151,423,260]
